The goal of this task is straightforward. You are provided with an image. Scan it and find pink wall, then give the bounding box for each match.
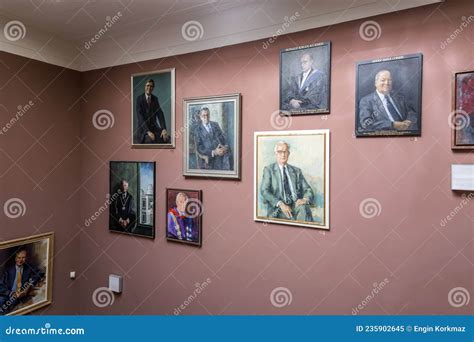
[78,0,473,315]
[1,0,473,315]
[0,53,83,314]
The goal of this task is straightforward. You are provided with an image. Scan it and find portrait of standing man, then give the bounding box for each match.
[280,42,331,115]
[132,69,175,148]
[355,54,422,137]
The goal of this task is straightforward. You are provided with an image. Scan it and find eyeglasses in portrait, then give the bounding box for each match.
[254,130,330,230]
[280,42,331,115]
[183,93,241,179]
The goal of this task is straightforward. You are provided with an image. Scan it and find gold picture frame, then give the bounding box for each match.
[0,232,54,315]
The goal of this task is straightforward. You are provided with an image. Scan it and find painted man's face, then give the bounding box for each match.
[15,250,27,267]
[176,194,188,213]
[375,71,392,95]
[300,54,313,73]
[145,81,154,95]
[275,144,290,165]
[199,110,210,125]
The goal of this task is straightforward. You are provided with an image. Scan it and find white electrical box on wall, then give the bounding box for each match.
[109,274,123,293]
[451,164,474,191]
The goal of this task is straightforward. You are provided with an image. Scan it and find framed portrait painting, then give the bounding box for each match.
[355,53,422,137]
[254,129,330,230]
[280,41,331,115]
[109,161,156,239]
[183,93,241,179]
[131,68,175,148]
[166,188,203,246]
[0,232,54,316]
[452,70,474,149]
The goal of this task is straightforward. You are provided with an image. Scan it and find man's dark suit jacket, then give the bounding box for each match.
[135,93,168,144]
[260,162,314,217]
[285,68,328,110]
[358,91,418,132]
[0,263,44,314]
[194,121,232,170]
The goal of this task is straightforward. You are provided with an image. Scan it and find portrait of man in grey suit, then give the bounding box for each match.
[355,54,422,137]
[193,107,233,170]
[260,141,314,221]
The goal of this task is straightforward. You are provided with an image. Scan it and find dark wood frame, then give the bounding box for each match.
[451,70,474,150]
[355,53,423,137]
[279,41,331,116]
[109,161,156,239]
[166,188,203,247]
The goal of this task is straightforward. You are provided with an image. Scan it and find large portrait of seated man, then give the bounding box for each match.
[254,130,330,230]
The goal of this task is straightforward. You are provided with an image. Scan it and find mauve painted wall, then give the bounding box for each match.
[78,0,473,315]
[1,0,473,316]
[0,53,82,314]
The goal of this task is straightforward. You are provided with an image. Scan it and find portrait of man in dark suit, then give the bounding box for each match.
[193,107,232,170]
[358,70,418,134]
[109,162,156,239]
[110,179,137,233]
[184,94,241,179]
[355,54,422,137]
[132,69,175,148]
[135,79,169,144]
[280,42,331,115]
[0,247,44,315]
[260,141,314,221]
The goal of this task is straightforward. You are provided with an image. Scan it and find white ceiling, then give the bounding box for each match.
[0,0,442,71]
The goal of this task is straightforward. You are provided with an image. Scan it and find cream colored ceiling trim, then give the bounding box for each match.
[0,0,442,72]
